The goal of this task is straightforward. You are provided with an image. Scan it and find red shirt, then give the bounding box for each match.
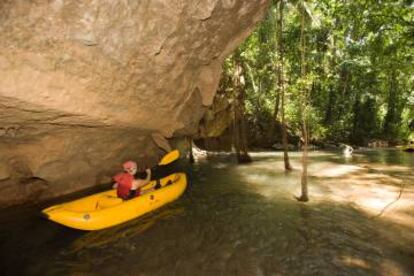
[113,172,135,199]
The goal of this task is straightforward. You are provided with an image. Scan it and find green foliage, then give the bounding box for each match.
[219,0,414,145]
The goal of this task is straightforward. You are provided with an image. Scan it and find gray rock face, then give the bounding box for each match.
[0,0,269,206]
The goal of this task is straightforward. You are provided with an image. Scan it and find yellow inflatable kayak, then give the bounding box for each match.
[42,173,187,231]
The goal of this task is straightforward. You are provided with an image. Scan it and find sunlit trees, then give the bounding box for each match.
[221,0,413,147]
[213,0,413,201]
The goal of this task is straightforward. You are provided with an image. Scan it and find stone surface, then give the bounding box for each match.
[0,0,269,206]
[198,92,234,138]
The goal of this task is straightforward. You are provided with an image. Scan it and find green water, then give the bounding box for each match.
[0,150,413,275]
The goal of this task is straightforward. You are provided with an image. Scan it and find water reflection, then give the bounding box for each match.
[0,150,413,275]
[67,207,185,254]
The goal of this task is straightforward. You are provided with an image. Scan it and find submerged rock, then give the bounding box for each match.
[0,0,269,206]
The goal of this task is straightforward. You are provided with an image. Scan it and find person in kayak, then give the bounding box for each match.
[113,161,152,200]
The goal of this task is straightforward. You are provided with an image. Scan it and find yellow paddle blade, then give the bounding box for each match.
[159,150,180,165]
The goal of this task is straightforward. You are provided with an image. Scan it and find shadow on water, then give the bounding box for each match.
[0,150,413,275]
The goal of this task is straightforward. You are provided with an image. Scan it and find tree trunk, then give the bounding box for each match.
[324,85,335,125]
[297,1,309,202]
[238,110,252,163]
[278,0,292,171]
[267,12,281,143]
[298,120,309,202]
[233,53,252,164]
[232,92,239,153]
[383,68,399,140]
[267,75,280,142]
[189,137,195,164]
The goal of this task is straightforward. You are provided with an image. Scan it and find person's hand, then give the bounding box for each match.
[145,168,151,174]
[131,180,140,190]
[112,183,118,189]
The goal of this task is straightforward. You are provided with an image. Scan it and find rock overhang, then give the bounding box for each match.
[0,0,269,206]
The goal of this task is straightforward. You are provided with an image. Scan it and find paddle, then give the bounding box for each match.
[150,150,181,181]
[129,150,180,181]
[159,149,180,165]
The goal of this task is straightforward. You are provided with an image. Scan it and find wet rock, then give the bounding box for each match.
[0,176,49,205]
[151,133,172,153]
[198,93,234,138]
[97,175,113,186]
[0,161,10,181]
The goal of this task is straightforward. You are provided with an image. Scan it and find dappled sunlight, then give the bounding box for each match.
[378,204,414,232]
[318,172,413,228]
[237,151,414,232]
[361,163,413,173]
[380,259,406,276]
[311,166,414,230]
[311,162,362,178]
[238,170,300,199]
[337,255,371,270]
[233,159,301,199]
[335,255,405,276]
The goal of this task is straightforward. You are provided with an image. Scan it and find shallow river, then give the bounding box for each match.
[0,150,413,276]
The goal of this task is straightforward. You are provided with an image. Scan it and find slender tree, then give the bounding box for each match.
[278,0,293,171]
[267,6,281,144]
[233,52,253,163]
[297,0,309,202]
[188,137,195,163]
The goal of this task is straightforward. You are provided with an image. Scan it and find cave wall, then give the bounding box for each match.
[0,0,269,206]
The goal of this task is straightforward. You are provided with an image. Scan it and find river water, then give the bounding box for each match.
[0,150,413,275]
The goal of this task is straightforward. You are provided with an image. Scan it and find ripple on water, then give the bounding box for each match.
[0,150,413,275]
